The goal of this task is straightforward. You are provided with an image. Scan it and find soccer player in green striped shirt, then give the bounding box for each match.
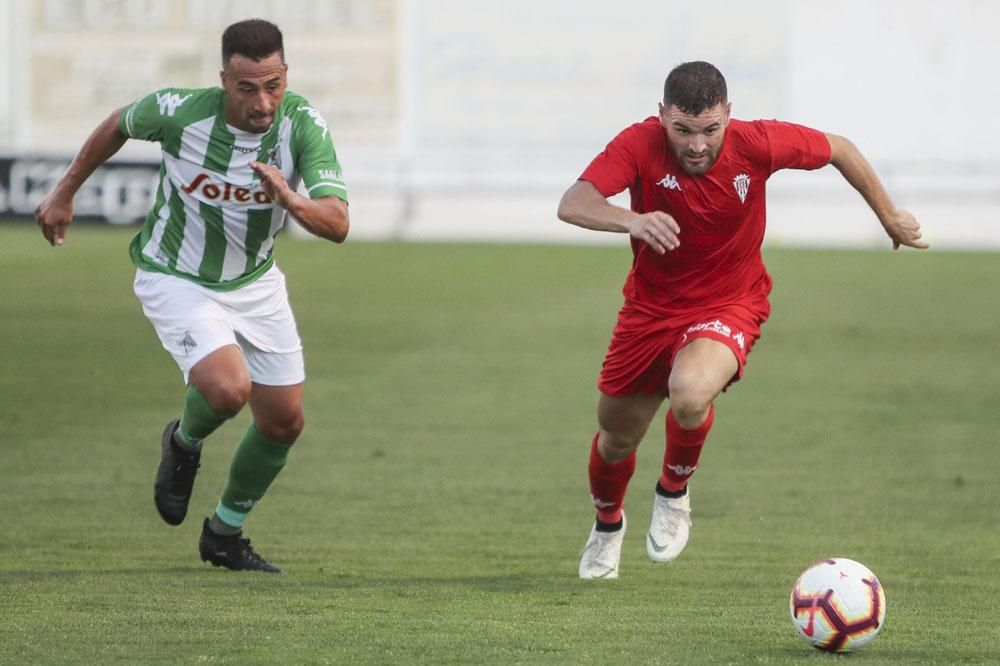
[35,19,350,573]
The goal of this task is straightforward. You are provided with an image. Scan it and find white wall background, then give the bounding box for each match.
[2,0,998,248]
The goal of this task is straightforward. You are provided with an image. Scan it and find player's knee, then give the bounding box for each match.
[203,380,251,416]
[667,378,714,427]
[598,429,641,462]
[259,410,304,444]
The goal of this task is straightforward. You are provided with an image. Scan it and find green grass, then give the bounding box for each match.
[1,224,998,664]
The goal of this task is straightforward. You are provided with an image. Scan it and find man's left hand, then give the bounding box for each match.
[250,160,294,208]
[883,209,929,250]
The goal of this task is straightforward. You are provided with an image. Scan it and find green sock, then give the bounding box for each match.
[213,425,291,529]
[176,385,230,451]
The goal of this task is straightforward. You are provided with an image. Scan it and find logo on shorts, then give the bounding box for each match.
[685,320,746,350]
[686,320,733,337]
[180,331,198,355]
[733,173,751,203]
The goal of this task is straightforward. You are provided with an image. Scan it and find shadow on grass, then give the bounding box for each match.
[2,567,607,597]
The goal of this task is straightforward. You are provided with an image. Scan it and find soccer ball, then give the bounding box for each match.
[789,557,886,652]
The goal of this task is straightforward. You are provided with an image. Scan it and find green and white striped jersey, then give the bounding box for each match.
[120,87,347,289]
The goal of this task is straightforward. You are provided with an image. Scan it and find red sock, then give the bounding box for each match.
[588,433,636,524]
[660,405,715,493]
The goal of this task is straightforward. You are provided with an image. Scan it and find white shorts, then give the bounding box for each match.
[133,266,305,386]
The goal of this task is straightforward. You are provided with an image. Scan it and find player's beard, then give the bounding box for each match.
[678,148,718,175]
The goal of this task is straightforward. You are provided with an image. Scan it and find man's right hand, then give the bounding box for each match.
[36,189,75,246]
[628,211,681,254]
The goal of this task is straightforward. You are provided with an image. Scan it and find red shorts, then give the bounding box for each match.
[597,300,770,397]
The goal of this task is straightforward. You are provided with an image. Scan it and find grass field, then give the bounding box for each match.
[2,224,998,664]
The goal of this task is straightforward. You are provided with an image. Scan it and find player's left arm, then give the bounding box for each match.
[250,160,349,243]
[825,133,928,250]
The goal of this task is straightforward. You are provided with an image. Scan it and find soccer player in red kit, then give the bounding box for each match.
[558,61,927,580]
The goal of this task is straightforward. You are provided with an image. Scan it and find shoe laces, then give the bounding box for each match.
[171,444,201,480]
[173,458,200,486]
[236,536,268,566]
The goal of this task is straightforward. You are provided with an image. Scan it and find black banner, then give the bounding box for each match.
[0,155,159,225]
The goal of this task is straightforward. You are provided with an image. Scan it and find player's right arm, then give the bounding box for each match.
[557,180,680,254]
[35,108,129,246]
[824,133,928,250]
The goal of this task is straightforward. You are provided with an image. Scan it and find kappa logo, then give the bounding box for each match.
[156,92,192,117]
[657,173,682,191]
[591,495,617,509]
[233,499,257,509]
[666,464,697,477]
[297,104,329,139]
[733,173,751,203]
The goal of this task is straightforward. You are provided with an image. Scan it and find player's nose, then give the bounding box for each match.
[253,92,274,113]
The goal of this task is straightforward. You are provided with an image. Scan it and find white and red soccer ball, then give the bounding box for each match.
[789,557,886,652]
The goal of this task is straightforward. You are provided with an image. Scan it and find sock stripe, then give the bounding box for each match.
[214,502,248,528]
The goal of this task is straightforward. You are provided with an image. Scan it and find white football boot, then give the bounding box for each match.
[578,514,626,580]
[646,488,692,562]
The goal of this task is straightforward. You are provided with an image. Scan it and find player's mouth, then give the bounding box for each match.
[249,114,273,127]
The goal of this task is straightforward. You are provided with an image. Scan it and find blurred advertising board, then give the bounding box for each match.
[0,155,157,224]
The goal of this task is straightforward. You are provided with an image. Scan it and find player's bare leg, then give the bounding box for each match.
[648,338,737,562]
[596,391,667,462]
[247,383,304,444]
[666,338,737,430]
[198,383,305,573]
[580,391,665,579]
[189,345,253,416]
[199,382,303,573]
[154,345,248,526]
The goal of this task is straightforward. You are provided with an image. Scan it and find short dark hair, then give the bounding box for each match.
[663,61,728,115]
[221,19,284,64]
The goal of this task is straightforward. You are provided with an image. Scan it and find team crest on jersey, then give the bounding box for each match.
[266,147,282,169]
[733,173,751,203]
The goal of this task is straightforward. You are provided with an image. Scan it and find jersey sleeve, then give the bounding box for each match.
[290,103,348,202]
[756,120,832,174]
[118,88,181,142]
[578,122,647,197]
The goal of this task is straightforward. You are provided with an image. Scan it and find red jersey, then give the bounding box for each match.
[580,117,831,322]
